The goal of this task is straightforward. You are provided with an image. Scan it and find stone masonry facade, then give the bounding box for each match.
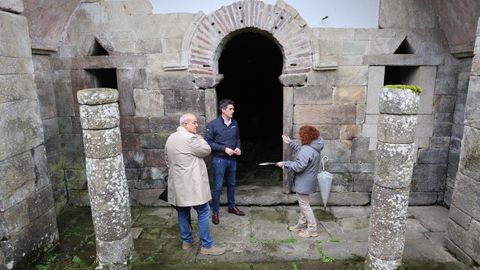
[0,1,58,269]
[42,0,465,208]
[445,18,480,266]
[2,0,480,268]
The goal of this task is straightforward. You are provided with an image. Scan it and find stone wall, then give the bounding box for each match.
[32,55,67,213]
[445,18,480,266]
[50,0,464,207]
[0,2,58,269]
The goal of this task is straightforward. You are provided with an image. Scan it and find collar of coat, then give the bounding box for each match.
[177,126,197,137]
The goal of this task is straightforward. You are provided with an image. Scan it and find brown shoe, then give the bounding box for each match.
[212,212,219,225]
[228,207,245,216]
[182,241,193,250]
[200,246,225,256]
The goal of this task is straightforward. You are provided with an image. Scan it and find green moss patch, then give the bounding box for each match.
[384,84,422,95]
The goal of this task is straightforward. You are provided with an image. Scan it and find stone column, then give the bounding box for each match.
[77,88,133,270]
[366,87,420,270]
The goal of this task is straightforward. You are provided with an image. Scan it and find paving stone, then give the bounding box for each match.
[408,206,449,232]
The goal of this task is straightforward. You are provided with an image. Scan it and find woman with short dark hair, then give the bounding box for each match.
[276,125,324,238]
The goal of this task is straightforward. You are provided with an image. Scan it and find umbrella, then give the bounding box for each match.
[317,156,333,210]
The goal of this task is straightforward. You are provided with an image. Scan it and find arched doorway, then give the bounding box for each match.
[216,30,283,186]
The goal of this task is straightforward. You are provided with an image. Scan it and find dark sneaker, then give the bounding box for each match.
[212,212,219,224]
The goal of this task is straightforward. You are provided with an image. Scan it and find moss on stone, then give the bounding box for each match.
[384,84,422,95]
[313,209,335,221]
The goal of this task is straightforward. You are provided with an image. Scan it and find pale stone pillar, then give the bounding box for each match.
[366,87,420,270]
[77,88,133,270]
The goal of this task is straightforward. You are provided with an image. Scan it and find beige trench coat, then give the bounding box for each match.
[165,126,212,207]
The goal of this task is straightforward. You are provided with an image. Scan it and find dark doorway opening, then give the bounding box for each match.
[216,30,283,186]
[85,69,118,89]
[384,66,418,85]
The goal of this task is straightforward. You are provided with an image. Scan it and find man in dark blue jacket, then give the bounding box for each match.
[205,99,245,225]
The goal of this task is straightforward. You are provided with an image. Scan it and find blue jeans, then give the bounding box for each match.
[177,203,213,248]
[211,156,237,213]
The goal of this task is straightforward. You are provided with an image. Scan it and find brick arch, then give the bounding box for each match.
[187,0,313,79]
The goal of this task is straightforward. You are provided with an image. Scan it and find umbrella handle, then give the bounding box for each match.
[322,156,328,171]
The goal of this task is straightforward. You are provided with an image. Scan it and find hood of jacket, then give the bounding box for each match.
[309,137,324,153]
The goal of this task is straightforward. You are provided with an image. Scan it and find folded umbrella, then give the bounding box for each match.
[317,156,333,210]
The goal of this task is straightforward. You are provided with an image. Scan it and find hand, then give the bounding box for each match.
[282,135,291,144]
[275,161,284,168]
[234,148,241,156]
[225,147,235,156]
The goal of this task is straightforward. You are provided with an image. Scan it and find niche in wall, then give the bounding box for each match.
[85,69,118,89]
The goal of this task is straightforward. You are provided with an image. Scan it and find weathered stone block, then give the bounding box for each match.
[133,89,164,117]
[134,117,150,133]
[60,134,85,169]
[0,0,24,13]
[121,134,139,151]
[408,191,439,205]
[293,124,339,140]
[377,114,417,143]
[27,186,55,221]
[432,122,452,137]
[321,140,352,163]
[351,137,376,163]
[65,169,87,190]
[451,173,480,221]
[417,148,448,164]
[448,205,472,230]
[464,76,480,129]
[80,103,120,130]
[294,104,356,124]
[445,237,474,266]
[54,81,75,117]
[279,73,307,86]
[143,149,167,167]
[1,209,58,270]
[123,151,145,168]
[0,56,33,75]
[0,74,36,104]
[339,125,361,140]
[353,173,374,192]
[434,95,456,113]
[162,89,204,115]
[0,100,44,161]
[96,234,133,269]
[32,145,50,190]
[458,126,480,180]
[334,85,366,105]
[335,66,368,86]
[368,184,410,260]
[148,116,181,133]
[77,88,118,105]
[120,117,135,133]
[0,11,30,57]
[194,74,223,89]
[151,72,195,90]
[0,151,35,199]
[411,164,446,192]
[117,69,137,116]
[379,88,420,115]
[374,142,415,189]
[139,133,169,149]
[83,127,122,159]
[86,155,131,240]
[293,85,333,105]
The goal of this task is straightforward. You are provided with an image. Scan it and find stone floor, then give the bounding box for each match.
[30,196,474,269]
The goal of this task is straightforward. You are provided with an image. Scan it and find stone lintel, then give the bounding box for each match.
[364,54,444,66]
[279,73,308,87]
[52,55,147,70]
